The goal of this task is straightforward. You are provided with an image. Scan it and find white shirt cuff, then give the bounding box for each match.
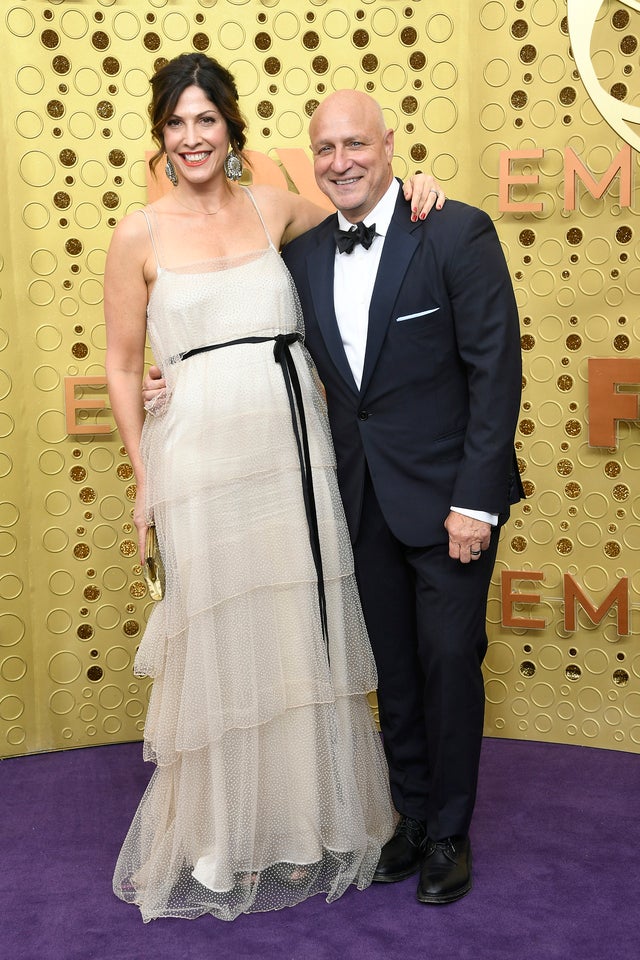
[450,506,498,526]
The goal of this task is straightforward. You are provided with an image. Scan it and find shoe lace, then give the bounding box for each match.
[426,837,458,861]
[394,817,426,844]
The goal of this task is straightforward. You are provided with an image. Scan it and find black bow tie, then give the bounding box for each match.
[334,221,377,254]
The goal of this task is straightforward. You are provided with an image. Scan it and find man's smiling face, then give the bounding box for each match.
[309,90,395,224]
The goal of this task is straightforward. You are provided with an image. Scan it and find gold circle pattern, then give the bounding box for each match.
[1,0,639,758]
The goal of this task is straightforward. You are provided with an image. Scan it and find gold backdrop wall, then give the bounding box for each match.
[1,0,639,758]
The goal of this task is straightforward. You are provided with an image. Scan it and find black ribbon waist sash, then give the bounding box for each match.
[171,333,330,664]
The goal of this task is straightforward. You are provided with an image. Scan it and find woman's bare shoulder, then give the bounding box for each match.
[245,183,327,244]
[111,206,149,244]
[245,183,291,209]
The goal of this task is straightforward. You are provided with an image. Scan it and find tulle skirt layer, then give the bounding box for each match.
[113,340,395,921]
[113,697,393,921]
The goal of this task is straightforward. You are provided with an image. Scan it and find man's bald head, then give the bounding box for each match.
[309,89,395,223]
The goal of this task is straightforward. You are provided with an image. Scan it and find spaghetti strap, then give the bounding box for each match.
[243,187,278,252]
[140,207,162,272]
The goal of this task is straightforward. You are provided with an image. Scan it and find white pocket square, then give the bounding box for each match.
[396,307,440,322]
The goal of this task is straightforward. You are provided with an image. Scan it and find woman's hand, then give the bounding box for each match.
[403,174,446,221]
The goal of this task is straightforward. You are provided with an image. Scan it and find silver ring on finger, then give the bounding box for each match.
[470,548,481,557]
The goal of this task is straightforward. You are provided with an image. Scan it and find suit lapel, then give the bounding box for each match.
[359,195,420,397]
[306,217,359,394]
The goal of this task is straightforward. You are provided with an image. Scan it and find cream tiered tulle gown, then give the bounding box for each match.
[112,191,395,922]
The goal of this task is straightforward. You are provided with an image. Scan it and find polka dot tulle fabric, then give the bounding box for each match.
[112,196,395,921]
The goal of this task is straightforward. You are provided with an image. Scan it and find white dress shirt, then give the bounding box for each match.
[333,181,398,390]
[332,179,497,527]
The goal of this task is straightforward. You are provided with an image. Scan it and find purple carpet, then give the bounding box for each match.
[1,737,638,960]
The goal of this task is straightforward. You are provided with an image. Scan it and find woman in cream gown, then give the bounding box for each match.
[105,52,443,922]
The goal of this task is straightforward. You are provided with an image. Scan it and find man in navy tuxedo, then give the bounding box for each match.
[143,88,522,904]
[281,90,523,904]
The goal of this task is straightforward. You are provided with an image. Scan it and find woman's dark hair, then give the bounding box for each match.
[148,53,248,174]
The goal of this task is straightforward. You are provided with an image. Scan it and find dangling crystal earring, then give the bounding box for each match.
[223,150,243,181]
[164,156,178,186]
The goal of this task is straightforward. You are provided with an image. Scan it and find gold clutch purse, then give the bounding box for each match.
[143,524,165,601]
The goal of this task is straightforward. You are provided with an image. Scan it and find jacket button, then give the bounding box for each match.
[358,410,369,420]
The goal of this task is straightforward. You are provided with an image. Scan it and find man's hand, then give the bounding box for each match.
[142,365,166,407]
[444,511,491,564]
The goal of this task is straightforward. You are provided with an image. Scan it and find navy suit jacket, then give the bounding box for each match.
[282,189,524,546]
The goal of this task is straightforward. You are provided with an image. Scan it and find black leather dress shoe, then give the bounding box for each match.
[372,816,427,883]
[416,835,472,904]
